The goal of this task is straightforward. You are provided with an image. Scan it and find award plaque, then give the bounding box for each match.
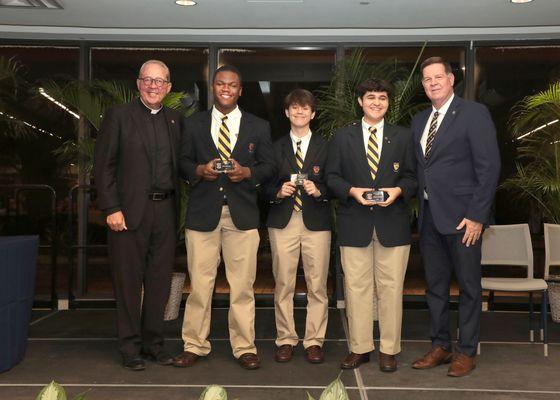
[214,159,234,173]
[362,190,388,202]
[291,173,308,186]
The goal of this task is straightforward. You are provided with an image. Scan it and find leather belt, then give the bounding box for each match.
[148,191,174,201]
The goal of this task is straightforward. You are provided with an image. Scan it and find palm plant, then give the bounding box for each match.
[315,45,427,139]
[501,81,560,224]
[44,79,197,173]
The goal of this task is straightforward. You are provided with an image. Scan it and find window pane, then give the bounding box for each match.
[475,45,560,224]
[352,46,467,97]
[91,47,209,110]
[218,48,336,139]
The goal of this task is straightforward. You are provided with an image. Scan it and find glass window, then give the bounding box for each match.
[218,47,336,140]
[352,46,467,97]
[475,45,560,224]
[91,47,209,110]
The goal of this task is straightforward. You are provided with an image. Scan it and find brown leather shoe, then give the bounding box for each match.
[411,346,453,369]
[378,352,397,372]
[340,352,370,369]
[447,353,475,377]
[237,353,261,370]
[305,345,324,364]
[173,351,201,368]
[275,345,294,363]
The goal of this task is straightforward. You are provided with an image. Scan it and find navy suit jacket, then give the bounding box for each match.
[411,95,501,235]
[179,109,275,231]
[326,122,417,247]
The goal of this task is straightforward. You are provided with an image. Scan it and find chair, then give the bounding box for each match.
[480,224,548,356]
[543,223,560,281]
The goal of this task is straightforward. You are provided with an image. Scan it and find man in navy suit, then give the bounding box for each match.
[411,57,500,377]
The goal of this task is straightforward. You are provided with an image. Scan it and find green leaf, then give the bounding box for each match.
[306,391,317,400]
[319,377,349,400]
[72,390,89,400]
[36,381,67,400]
[199,384,227,400]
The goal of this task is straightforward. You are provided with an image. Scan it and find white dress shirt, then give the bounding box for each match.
[211,105,242,151]
[420,93,454,156]
[361,118,384,156]
[421,93,455,199]
[290,130,312,160]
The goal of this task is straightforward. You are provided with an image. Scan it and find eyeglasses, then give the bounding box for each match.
[138,77,169,87]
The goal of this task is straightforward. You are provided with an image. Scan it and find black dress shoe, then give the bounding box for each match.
[123,356,146,371]
[340,352,370,369]
[142,351,174,366]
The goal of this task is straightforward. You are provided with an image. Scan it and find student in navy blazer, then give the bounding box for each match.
[410,57,500,377]
[326,78,417,372]
[265,89,331,364]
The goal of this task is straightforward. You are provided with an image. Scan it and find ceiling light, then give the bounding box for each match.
[510,0,533,4]
[175,0,196,5]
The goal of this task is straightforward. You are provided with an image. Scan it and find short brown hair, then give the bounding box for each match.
[284,88,316,112]
[420,57,453,75]
[355,78,393,99]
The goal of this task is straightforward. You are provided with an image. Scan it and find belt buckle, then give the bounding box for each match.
[151,192,165,201]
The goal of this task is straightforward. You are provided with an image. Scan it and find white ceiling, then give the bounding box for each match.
[1,0,560,43]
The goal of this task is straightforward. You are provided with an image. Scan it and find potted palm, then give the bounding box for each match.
[502,81,560,321]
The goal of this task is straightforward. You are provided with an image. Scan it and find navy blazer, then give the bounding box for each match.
[264,133,331,231]
[326,122,417,247]
[179,109,275,231]
[411,95,501,235]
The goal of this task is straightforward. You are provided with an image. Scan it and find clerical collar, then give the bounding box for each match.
[139,98,163,114]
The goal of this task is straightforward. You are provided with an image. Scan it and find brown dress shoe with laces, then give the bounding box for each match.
[340,352,370,369]
[173,351,202,368]
[412,346,453,369]
[378,352,397,372]
[305,345,324,364]
[275,345,294,363]
[447,353,475,377]
[237,353,261,370]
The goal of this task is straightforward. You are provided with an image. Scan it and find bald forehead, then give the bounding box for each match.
[139,61,170,81]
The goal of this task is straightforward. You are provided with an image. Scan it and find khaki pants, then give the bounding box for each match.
[341,230,409,355]
[181,206,260,358]
[269,212,331,348]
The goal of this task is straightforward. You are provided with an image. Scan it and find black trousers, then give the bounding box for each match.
[420,203,482,357]
[108,198,175,358]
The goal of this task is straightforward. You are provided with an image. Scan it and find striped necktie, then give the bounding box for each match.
[294,140,304,212]
[367,127,380,182]
[218,115,232,162]
[424,110,439,160]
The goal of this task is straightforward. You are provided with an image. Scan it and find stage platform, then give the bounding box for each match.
[0,308,559,400]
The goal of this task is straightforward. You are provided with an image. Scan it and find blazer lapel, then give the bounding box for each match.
[426,96,461,164]
[348,124,374,185]
[302,133,320,171]
[200,110,218,158]
[232,111,249,159]
[415,109,431,166]
[280,135,299,172]
[373,124,397,187]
